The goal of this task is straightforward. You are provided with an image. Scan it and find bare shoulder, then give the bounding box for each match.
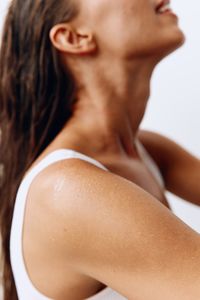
[29,157,200,299]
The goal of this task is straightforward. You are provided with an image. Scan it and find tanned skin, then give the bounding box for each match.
[22,0,200,299]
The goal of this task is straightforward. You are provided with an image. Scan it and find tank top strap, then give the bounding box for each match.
[27,149,109,181]
[10,149,128,300]
[10,149,109,300]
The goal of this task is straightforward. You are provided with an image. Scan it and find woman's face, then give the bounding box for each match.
[78,0,185,59]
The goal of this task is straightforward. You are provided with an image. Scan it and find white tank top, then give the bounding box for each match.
[10,149,127,300]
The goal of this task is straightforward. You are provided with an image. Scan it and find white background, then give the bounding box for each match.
[0,0,200,237]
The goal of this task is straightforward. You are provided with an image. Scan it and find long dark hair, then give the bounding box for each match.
[0,0,79,299]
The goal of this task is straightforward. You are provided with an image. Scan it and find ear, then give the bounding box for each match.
[49,23,97,55]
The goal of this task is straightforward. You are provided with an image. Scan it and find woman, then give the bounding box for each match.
[1,0,200,299]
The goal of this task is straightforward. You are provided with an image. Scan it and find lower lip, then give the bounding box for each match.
[158,9,178,19]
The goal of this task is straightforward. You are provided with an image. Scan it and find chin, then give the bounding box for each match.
[152,28,185,61]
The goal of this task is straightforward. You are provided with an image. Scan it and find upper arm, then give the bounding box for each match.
[48,159,200,300]
[138,130,200,204]
[138,130,198,175]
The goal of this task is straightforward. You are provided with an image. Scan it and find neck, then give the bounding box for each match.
[63,57,155,158]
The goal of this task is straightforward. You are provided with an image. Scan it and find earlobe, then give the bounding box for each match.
[49,24,97,55]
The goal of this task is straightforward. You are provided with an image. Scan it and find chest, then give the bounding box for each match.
[104,144,170,209]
